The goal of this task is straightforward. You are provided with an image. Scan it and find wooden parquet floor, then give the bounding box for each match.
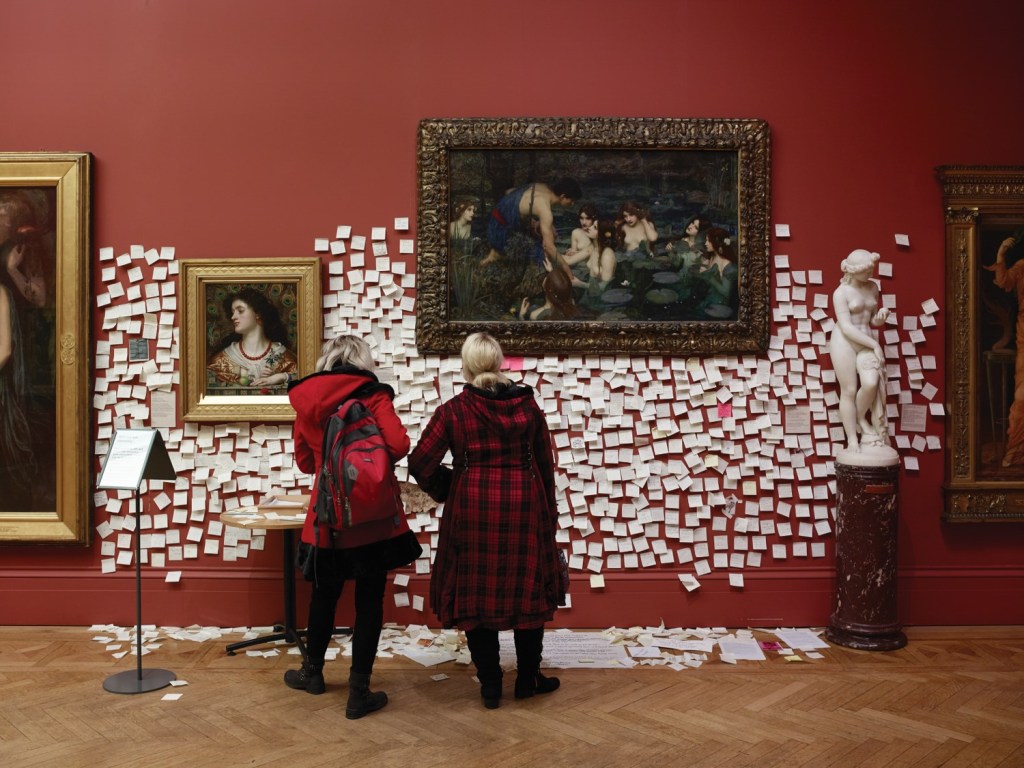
[0,626,1022,768]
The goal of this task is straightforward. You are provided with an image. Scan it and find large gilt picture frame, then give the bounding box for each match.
[179,258,320,422]
[416,117,771,355]
[0,152,90,544]
[940,165,1024,521]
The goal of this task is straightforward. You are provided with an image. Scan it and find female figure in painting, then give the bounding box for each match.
[0,254,34,493]
[562,204,600,270]
[519,264,579,321]
[0,193,43,501]
[449,197,477,258]
[575,219,621,311]
[828,249,892,456]
[666,213,710,273]
[409,333,561,709]
[617,201,658,260]
[696,226,739,318]
[207,287,298,390]
[984,235,1024,466]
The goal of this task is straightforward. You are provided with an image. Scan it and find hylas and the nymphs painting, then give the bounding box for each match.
[179,258,320,422]
[417,118,770,355]
[940,165,1024,521]
[0,153,90,544]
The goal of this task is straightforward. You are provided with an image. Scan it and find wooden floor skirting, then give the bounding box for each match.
[0,625,1022,767]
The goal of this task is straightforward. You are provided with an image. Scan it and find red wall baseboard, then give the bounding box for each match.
[3,566,1021,629]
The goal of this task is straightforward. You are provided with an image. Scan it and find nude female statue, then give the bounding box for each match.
[829,249,895,460]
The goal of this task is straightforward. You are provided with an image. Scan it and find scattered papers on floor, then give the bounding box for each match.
[88,623,833,669]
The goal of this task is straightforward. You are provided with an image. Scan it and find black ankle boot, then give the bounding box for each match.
[346,672,387,719]
[478,670,503,709]
[284,661,325,695]
[514,670,560,699]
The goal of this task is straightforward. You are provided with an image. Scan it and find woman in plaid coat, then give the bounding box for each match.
[409,333,562,709]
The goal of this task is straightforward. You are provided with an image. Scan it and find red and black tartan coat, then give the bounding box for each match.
[409,382,560,630]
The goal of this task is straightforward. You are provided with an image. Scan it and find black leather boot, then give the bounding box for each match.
[514,627,560,699]
[346,672,387,719]
[283,661,325,695]
[466,627,503,709]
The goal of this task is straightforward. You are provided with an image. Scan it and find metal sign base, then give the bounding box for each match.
[103,668,176,694]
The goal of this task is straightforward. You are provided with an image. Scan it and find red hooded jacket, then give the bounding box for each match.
[288,364,411,549]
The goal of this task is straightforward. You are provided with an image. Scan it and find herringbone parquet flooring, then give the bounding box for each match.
[0,626,1021,767]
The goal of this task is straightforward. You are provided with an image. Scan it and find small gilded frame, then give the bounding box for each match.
[179,258,321,422]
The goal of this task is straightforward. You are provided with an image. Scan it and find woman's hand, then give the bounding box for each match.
[519,297,530,320]
[6,244,25,272]
[252,372,289,386]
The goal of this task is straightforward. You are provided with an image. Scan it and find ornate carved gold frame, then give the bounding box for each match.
[0,153,91,544]
[939,165,1024,521]
[179,258,321,422]
[416,117,771,355]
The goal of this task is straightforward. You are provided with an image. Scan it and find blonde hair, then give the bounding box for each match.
[461,332,510,391]
[315,334,375,373]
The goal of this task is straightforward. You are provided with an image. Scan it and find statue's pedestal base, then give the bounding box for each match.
[824,623,906,651]
[826,458,906,652]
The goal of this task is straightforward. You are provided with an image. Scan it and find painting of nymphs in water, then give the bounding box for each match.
[417,118,770,355]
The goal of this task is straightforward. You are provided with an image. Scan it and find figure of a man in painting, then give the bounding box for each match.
[477,179,580,301]
[0,190,56,511]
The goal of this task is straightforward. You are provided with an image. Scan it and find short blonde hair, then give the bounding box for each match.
[315,334,375,373]
[461,332,510,391]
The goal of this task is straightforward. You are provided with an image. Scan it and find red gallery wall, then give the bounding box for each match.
[1,0,1023,629]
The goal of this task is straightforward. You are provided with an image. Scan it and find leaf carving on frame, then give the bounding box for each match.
[59,333,76,365]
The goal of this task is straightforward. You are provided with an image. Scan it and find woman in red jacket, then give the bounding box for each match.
[285,334,420,719]
[409,332,562,709]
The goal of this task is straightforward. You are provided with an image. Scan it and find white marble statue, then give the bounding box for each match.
[828,249,898,466]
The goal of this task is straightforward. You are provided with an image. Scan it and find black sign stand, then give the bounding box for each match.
[98,429,179,694]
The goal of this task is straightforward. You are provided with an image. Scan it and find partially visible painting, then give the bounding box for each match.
[179,258,320,422]
[939,165,1024,521]
[417,117,771,354]
[0,153,90,544]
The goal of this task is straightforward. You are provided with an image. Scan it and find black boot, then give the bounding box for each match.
[466,628,503,709]
[515,670,560,699]
[479,669,503,710]
[283,661,325,695]
[514,627,560,699]
[346,672,387,719]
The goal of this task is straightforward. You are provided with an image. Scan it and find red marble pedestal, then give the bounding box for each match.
[824,459,907,651]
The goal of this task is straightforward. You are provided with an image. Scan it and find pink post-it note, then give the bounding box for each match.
[718,402,733,418]
[503,356,524,371]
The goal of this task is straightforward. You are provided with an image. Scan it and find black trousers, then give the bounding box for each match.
[465,626,545,680]
[304,548,386,676]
